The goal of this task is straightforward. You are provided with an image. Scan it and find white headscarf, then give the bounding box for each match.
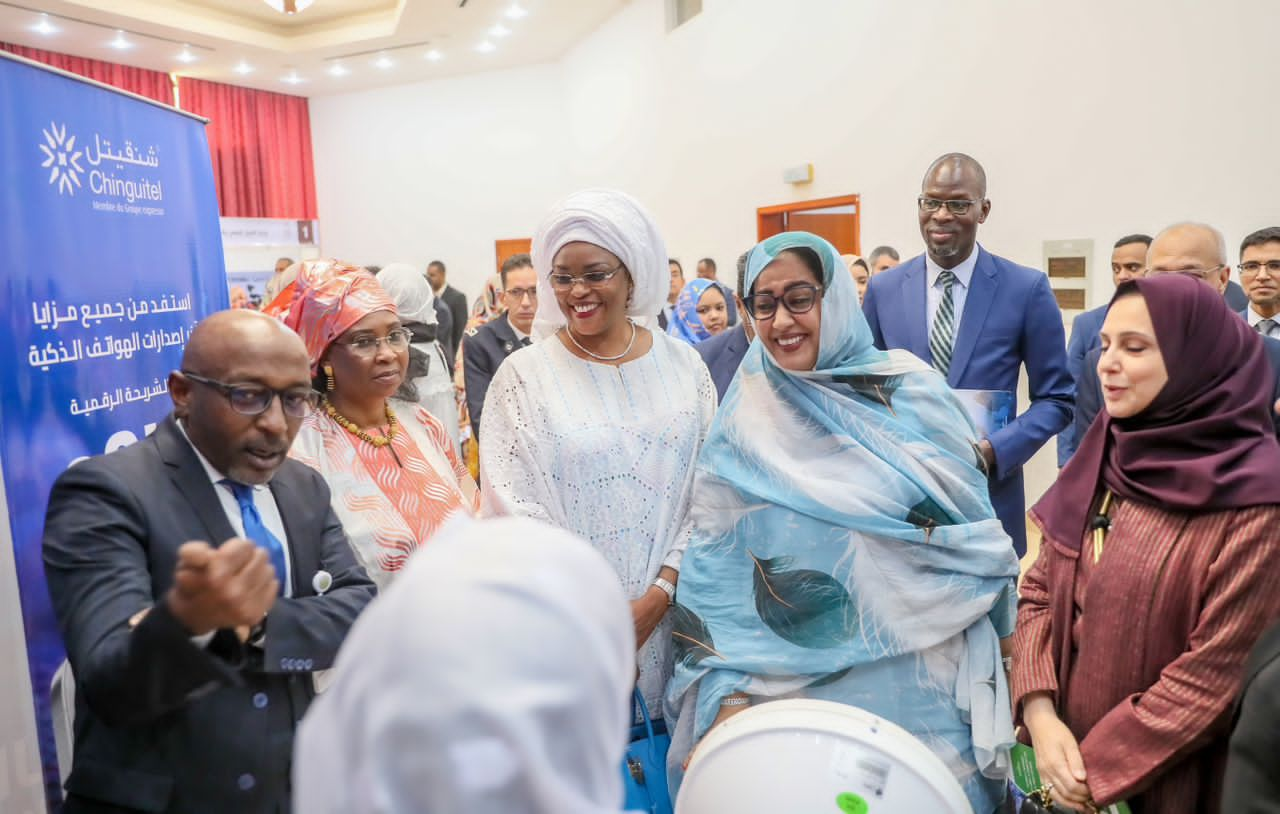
[531,188,669,338]
[377,262,438,326]
[294,516,635,814]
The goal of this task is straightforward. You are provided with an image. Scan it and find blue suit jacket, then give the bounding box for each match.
[1057,304,1107,465]
[695,323,750,403]
[862,247,1074,556]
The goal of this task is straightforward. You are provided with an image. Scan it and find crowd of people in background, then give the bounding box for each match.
[42,154,1280,814]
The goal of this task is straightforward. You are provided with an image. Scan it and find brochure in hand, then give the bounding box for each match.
[1010,743,1132,814]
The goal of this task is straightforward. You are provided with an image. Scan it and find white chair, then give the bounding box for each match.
[49,659,75,788]
[677,699,973,814]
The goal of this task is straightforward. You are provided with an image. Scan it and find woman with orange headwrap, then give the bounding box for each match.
[271,260,479,589]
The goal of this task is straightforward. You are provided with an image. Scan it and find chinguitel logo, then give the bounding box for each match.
[39,122,84,196]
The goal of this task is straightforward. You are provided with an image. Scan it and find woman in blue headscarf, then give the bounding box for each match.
[667,278,731,345]
[665,232,1020,814]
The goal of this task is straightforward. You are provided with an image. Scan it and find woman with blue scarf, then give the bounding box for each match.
[665,232,1020,813]
[667,278,731,345]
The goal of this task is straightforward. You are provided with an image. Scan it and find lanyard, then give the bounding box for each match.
[1092,490,1115,564]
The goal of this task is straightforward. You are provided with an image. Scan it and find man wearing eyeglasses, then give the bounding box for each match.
[42,309,375,814]
[463,253,538,440]
[1237,227,1280,338]
[862,153,1073,558]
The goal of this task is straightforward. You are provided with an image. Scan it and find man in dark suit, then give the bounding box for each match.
[697,251,753,402]
[1074,223,1280,439]
[1057,233,1151,465]
[1236,226,1280,339]
[862,153,1073,557]
[463,253,537,439]
[427,259,469,356]
[1222,620,1280,813]
[43,310,375,814]
[658,258,684,330]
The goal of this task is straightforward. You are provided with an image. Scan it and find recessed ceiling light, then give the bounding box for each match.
[328,63,349,77]
[476,40,496,54]
[425,49,443,62]
[108,30,133,50]
[31,14,58,36]
[282,71,305,84]
[505,4,529,19]
[373,55,394,70]
[176,46,197,64]
[233,61,255,74]
[490,24,511,37]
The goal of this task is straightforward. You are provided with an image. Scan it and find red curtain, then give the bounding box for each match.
[0,42,173,104]
[178,77,318,219]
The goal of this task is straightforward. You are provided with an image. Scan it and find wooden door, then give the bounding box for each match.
[495,238,533,276]
[756,194,861,255]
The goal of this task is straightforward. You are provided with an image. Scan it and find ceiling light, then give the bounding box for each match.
[233,61,254,75]
[505,4,529,19]
[108,30,133,50]
[261,0,316,13]
[328,63,349,77]
[425,49,443,62]
[176,46,197,64]
[282,71,305,85]
[31,14,58,35]
[373,55,394,70]
[490,24,511,37]
[476,40,495,54]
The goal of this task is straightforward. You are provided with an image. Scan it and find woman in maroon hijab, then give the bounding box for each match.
[1012,273,1280,813]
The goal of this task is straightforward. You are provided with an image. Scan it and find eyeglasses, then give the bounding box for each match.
[1239,261,1280,277]
[917,196,984,216]
[1151,265,1224,281]
[548,265,624,290]
[333,328,414,357]
[181,371,319,417]
[504,286,538,301]
[744,284,822,320]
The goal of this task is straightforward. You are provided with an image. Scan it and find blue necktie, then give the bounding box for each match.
[224,480,287,596]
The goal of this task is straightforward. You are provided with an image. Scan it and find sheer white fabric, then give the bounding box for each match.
[480,332,716,712]
[410,338,462,454]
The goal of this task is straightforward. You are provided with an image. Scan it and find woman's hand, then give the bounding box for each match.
[630,586,669,648]
[1023,693,1092,811]
[683,694,750,770]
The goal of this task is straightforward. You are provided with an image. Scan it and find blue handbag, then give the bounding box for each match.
[620,689,673,814]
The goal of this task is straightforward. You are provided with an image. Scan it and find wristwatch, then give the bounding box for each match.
[652,577,676,606]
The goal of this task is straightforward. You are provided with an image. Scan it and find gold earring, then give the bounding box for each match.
[324,364,335,391]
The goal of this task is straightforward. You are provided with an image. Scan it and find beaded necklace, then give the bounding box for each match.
[322,396,398,448]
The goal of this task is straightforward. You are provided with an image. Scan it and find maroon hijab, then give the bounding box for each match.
[1033,273,1280,550]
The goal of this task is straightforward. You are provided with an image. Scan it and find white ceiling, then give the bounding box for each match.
[0,0,628,95]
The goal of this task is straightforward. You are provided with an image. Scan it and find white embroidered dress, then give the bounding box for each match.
[480,331,717,713]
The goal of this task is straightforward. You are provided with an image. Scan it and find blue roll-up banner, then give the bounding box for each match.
[0,53,228,811]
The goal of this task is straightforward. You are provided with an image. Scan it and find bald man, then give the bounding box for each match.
[1072,223,1280,439]
[863,153,1073,557]
[43,310,375,814]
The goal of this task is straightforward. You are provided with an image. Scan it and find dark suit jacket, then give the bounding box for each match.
[1222,621,1280,813]
[439,284,468,357]
[862,247,1074,556]
[695,323,750,403]
[462,312,527,439]
[433,299,455,371]
[43,416,375,814]
[1057,304,1107,465]
[1074,335,1280,440]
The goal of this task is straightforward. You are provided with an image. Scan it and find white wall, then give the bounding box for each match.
[310,0,1280,505]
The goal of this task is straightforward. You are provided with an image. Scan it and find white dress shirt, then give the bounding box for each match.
[177,420,293,597]
[1245,306,1280,338]
[925,245,981,338]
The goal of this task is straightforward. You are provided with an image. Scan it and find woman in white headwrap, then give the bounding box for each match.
[294,516,635,814]
[377,263,462,454]
[480,188,717,723]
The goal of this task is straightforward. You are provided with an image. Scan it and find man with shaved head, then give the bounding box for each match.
[43,309,374,814]
[863,153,1073,557]
[1072,222,1280,438]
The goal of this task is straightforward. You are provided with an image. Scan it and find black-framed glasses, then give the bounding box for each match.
[1240,260,1280,277]
[332,328,414,357]
[548,265,624,290]
[918,196,984,216]
[744,284,823,320]
[504,286,538,301]
[181,371,319,417]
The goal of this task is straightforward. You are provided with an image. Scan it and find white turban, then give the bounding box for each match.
[531,188,669,337]
[294,516,635,814]
[376,263,438,326]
